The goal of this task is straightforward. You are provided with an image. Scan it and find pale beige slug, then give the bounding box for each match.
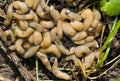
[32,11,39,22]
[40,20,55,29]
[81,9,93,30]
[23,45,40,58]
[60,8,82,21]
[91,8,101,28]
[14,26,34,38]
[32,0,41,10]
[50,27,58,42]
[57,19,63,41]
[25,0,34,8]
[65,54,79,67]
[82,52,95,69]
[85,40,99,49]
[18,20,28,30]
[73,39,86,45]
[50,6,60,23]
[12,1,29,14]
[13,10,35,20]
[85,36,95,42]
[23,42,32,49]
[75,45,91,58]
[36,52,52,71]
[15,39,25,55]
[52,58,71,80]
[36,4,50,19]
[33,31,42,45]
[95,22,102,37]
[62,21,77,36]
[70,21,83,31]
[29,22,46,32]
[28,34,34,44]
[72,31,87,41]
[4,4,13,26]
[1,30,15,43]
[55,41,75,55]
[39,44,61,58]
[41,31,51,48]
[8,45,16,50]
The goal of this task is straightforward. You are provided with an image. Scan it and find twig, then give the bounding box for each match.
[99,25,105,61]
[78,60,87,81]
[104,54,120,66]
[88,58,120,80]
[0,40,7,52]
[9,52,37,81]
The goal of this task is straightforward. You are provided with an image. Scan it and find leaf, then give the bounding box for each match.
[99,44,110,63]
[0,0,3,2]
[101,0,120,16]
[113,78,120,81]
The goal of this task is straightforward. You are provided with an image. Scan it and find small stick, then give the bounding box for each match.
[88,58,120,80]
[9,52,37,81]
[99,25,105,62]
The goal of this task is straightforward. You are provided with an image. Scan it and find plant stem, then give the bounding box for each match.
[36,57,39,81]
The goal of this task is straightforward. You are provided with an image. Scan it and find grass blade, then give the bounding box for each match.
[99,44,110,63]
[36,57,40,81]
[101,19,120,53]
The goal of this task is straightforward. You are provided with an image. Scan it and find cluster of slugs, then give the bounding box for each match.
[0,0,103,80]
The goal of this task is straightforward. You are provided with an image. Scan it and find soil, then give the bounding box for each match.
[0,44,120,81]
[100,62,120,81]
[0,0,120,81]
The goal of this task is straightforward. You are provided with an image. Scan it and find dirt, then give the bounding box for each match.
[0,0,120,81]
[0,46,119,81]
[100,62,120,81]
[0,50,24,81]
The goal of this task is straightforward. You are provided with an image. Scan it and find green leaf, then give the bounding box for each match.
[99,44,110,63]
[109,0,120,5]
[101,0,120,16]
[113,78,120,81]
[0,0,3,2]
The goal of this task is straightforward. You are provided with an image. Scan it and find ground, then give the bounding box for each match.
[0,0,120,81]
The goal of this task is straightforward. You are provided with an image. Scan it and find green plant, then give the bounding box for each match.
[0,0,3,2]
[101,0,120,16]
[99,0,120,65]
[113,78,120,81]
[87,0,120,78]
